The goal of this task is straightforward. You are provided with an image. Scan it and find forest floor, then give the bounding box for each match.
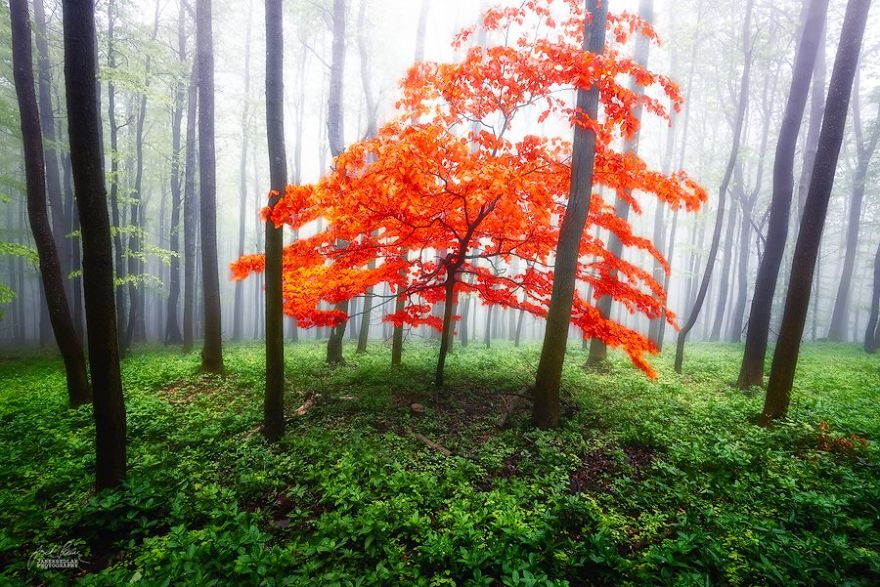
[0,341,878,586]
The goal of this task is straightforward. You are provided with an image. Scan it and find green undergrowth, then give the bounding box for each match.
[0,341,877,585]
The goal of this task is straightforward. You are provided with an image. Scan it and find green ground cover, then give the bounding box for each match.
[0,342,877,585]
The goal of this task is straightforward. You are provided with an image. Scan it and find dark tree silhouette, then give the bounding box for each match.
[737,0,829,388]
[263,0,287,442]
[197,0,224,372]
[10,0,91,408]
[62,0,127,489]
[532,0,607,429]
[762,0,870,424]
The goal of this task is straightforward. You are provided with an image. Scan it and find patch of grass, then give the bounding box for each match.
[0,341,877,585]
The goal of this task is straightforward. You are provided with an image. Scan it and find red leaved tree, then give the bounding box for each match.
[234,0,706,387]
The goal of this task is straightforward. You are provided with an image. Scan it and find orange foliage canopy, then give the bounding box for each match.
[233,0,706,376]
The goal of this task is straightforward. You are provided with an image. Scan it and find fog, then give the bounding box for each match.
[2,0,879,354]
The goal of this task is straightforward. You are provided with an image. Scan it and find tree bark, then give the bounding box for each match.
[182,60,198,353]
[532,0,607,429]
[737,0,830,388]
[435,267,459,386]
[675,0,755,373]
[62,0,126,489]
[763,0,869,424]
[10,0,91,408]
[197,0,224,372]
[263,0,287,442]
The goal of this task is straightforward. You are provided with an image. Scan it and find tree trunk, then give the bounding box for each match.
[63,155,85,340]
[233,8,253,342]
[123,0,160,351]
[11,0,91,407]
[263,0,287,442]
[391,0,431,366]
[182,60,198,353]
[737,0,829,388]
[106,0,126,351]
[709,198,738,341]
[763,0,869,424]
[797,23,827,223]
[32,0,71,302]
[675,0,755,373]
[197,0,224,372]
[586,0,652,367]
[325,0,348,365]
[864,242,880,353]
[827,75,880,341]
[532,0,607,429]
[165,0,186,346]
[355,1,378,354]
[62,0,126,490]
[435,268,458,387]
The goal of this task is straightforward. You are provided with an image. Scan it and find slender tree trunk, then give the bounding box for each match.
[262,0,287,442]
[391,0,431,367]
[435,268,459,387]
[62,0,126,490]
[864,242,880,353]
[797,24,827,223]
[325,0,348,365]
[460,296,471,347]
[106,0,126,351]
[63,155,85,340]
[587,0,652,366]
[165,0,187,345]
[737,0,830,388]
[675,0,755,373]
[827,77,880,340]
[533,0,607,429]
[233,8,253,342]
[11,0,91,407]
[355,1,378,354]
[197,0,224,372]
[182,60,198,353]
[710,198,738,341]
[763,0,869,424]
[123,0,159,351]
[32,0,71,301]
